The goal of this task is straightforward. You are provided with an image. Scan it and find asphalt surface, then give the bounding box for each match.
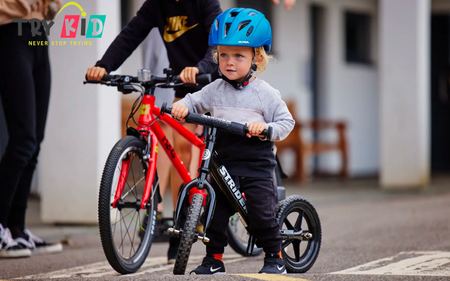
[1,175,450,281]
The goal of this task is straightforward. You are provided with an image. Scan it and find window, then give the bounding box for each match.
[345,11,372,64]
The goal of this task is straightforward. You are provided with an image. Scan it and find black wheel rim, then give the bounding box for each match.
[281,203,320,270]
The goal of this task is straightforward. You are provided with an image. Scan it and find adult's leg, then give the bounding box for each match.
[0,23,38,227]
[170,122,197,208]
[156,122,173,213]
[8,35,51,232]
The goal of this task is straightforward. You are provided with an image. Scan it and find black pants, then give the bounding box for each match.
[205,176,281,255]
[0,23,51,228]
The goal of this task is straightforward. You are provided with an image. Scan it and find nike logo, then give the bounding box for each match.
[277,265,285,271]
[164,15,198,42]
[210,266,222,272]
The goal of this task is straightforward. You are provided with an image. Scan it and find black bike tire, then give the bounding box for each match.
[275,195,322,273]
[98,136,158,274]
[173,193,204,275]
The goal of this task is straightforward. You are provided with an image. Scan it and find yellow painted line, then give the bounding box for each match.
[232,274,311,281]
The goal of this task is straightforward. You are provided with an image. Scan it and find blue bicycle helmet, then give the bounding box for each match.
[209,8,272,52]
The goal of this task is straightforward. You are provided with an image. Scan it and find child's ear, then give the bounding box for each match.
[254,53,264,65]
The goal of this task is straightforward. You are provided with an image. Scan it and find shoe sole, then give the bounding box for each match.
[0,248,32,258]
[33,243,63,255]
[190,272,226,275]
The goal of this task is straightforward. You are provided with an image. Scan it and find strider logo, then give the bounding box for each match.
[218,166,247,212]
[163,16,198,42]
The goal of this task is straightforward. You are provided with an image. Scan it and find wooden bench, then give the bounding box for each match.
[276,101,349,183]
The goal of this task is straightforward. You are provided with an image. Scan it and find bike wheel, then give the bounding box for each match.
[173,193,204,275]
[98,136,159,274]
[276,195,321,273]
[227,214,263,256]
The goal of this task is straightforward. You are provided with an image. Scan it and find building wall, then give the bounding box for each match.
[259,0,379,176]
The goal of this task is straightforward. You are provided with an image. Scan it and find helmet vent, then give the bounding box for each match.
[248,12,258,16]
[238,21,251,31]
[225,23,231,36]
[246,26,254,36]
[229,12,239,17]
[215,19,219,30]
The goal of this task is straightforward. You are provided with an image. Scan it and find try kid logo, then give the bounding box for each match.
[13,2,106,39]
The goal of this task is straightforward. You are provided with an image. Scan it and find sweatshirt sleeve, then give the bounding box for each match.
[174,81,216,114]
[260,89,295,142]
[0,0,33,25]
[195,0,222,74]
[95,0,156,73]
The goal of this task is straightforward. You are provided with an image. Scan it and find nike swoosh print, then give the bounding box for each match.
[210,267,221,272]
[164,23,198,42]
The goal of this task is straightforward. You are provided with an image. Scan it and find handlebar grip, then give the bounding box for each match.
[196,74,212,84]
[101,75,114,81]
[173,74,212,84]
[161,103,172,114]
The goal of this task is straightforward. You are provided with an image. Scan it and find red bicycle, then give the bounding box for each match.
[84,69,210,274]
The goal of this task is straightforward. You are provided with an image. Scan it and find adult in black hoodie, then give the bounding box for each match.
[86,0,222,264]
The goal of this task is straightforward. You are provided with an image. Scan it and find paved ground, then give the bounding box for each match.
[1,175,450,281]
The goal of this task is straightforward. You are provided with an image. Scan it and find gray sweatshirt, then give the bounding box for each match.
[177,78,295,177]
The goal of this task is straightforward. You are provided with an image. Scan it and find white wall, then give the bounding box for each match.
[379,0,430,188]
[319,0,379,176]
[261,0,379,176]
[40,0,121,223]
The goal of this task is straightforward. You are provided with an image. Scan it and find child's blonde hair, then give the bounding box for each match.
[212,46,272,73]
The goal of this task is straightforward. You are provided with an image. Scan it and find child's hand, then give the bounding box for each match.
[247,122,267,138]
[171,104,189,122]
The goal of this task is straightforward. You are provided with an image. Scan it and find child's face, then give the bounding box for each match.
[218,46,255,83]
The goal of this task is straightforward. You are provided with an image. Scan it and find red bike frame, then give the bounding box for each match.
[112,94,206,210]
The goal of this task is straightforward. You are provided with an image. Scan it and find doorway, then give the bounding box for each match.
[310,5,326,172]
[431,15,450,172]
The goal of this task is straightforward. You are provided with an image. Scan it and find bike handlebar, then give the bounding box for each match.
[84,73,212,87]
[161,103,272,139]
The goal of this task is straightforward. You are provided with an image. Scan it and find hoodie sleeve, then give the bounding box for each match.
[259,88,295,142]
[195,0,222,74]
[95,0,156,73]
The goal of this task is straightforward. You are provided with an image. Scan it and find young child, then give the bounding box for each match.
[171,8,295,275]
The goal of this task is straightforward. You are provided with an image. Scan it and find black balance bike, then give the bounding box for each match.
[161,105,322,275]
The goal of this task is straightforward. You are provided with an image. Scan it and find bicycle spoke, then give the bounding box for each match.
[293,240,301,261]
[285,218,294,230]
[282,239,293,249]
[120,176,145,199]
[294,210,303,231]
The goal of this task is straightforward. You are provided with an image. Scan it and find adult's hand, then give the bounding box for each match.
[271,0,296,10]
[86,66,107,81]
[179,67,199,83]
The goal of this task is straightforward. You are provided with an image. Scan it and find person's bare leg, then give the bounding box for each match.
[156,122,173,213]
[189,125,203,178]
[167,122,196,263]
[171,123,197,208]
